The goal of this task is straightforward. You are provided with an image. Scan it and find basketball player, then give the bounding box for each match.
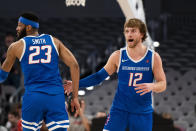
[64,18,166,131]
[0,12,80,131]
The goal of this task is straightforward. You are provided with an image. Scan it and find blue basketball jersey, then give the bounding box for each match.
[112,47,154,114]
[20,34,63,94]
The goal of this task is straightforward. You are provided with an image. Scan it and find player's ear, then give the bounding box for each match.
[26,25,32,32]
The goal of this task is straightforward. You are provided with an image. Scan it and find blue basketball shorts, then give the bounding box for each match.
[103,107,153,131]
[21,92,69,131]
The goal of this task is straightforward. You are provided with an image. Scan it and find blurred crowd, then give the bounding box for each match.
[0,33,22,130]
[0,96,187,131]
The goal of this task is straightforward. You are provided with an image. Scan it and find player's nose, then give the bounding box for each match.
[16,26,19,31]
[127,32,133,36]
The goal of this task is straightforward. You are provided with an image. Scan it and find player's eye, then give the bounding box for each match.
[125,30,129,33]
[132,29,136,33]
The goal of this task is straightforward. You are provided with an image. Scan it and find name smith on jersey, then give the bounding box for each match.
[32,38,46,44]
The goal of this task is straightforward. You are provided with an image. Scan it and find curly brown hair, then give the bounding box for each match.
[124,18,147,42]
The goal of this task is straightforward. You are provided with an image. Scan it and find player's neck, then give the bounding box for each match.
[26,31,39,37]
[127,44,147,60]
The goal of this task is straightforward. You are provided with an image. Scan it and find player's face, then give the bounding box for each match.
[16,22,27,40]
[124,27,143,48]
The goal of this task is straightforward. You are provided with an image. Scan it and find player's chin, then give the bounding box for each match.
[16,33,21,40]
[128,43,135,48]
[16,33,19,38]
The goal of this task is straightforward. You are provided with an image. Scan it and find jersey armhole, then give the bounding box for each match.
[116,49,122,73]
[50,35,59,56]
[19,39,26,61]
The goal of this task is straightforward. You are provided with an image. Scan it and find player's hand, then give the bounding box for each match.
[71,97,80,117]
[64,80,73,95]
[134,83,154,96]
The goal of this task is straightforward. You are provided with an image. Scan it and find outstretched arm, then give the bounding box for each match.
[64,50,119,93]
[79,68,109,88]
[79,50,119,88]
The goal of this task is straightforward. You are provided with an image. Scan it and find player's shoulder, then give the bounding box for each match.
[9,40,23,50]
[51,36,60,42]
[146,48,160,58]
[6,40,24,58]
[111,50,120,58]
[108,50,121,65]
[153,51,161,59]
[111,46,127,57]
[153,51,163,65]
[51,36,61,46]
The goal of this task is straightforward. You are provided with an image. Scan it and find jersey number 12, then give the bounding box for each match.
[128,73,143,86]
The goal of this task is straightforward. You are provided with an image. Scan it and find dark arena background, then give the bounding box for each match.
[0,0,196,131]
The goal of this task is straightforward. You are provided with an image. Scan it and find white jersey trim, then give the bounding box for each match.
[25,34,45,38]
[50,35,59,56]
[117,47,125,73]
[103,129,109,131]
[19,39,26,61]
[46,120,69,127]
[22,119,43,126]
[149,49,155,70]
[48,125,69,131]
[126,46,149,63]
[22,124,42,131]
